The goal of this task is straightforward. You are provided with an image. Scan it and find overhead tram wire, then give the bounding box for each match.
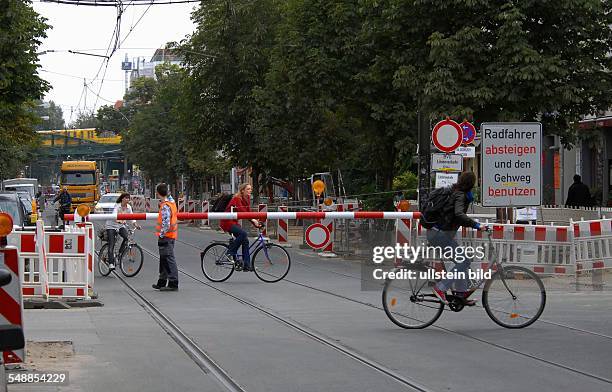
[39,0,200,5]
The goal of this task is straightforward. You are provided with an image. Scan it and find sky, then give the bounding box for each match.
[32,1,197,124]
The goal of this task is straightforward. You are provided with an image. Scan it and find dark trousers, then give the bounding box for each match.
[107,227,128,265]
[228,224,250,268]
[158,237,178,287]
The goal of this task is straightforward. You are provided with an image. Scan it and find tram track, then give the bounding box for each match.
[164,235,612,386]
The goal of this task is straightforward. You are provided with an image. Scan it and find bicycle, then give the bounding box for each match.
[382,229,546,329]
[200,227,291,283]
[98,228,144,278]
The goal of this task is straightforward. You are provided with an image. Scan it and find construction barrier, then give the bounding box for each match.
[0,245,25,365]
[131,195,146,212]
[8,223,93,300]
[415,221,574,275]
[277,206,289,245]
[201,200,210,227]
[572,218,612,287]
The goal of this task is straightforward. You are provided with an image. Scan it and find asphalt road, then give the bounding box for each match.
[68,219,612,392]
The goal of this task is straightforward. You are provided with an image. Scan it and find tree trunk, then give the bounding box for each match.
[251,167,260,204]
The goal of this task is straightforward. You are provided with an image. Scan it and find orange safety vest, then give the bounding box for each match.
[156,200,178,239]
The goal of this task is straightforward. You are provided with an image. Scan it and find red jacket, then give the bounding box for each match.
[219,195,251,232]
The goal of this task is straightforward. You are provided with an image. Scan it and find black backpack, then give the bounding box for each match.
[420,187,454,229]
[212,193,233,212]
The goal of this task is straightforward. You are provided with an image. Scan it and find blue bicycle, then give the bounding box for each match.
[200,227,291,283]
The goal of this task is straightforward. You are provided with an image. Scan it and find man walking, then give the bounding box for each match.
[565,175,593,207]
[152,183,179,291]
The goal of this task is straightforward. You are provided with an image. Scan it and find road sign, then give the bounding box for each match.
[435,172,459,188]
[432,119,462,153]
[481,122,542,207]
[431,153,463,172]
[455,146,476,158]
[305,223,330,249]
[460,121,476,144]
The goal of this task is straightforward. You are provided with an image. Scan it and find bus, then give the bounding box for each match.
[60,161,99,211]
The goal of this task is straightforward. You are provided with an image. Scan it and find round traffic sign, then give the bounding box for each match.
[460,121,476,145]
[432,119,462,153]
[305,223,330,249]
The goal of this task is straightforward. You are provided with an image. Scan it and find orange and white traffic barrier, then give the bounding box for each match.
[178,198,186,213]
[131,195,145,212]
[258,203,268,236]
[45,228,90,298]
[277,206,289,246]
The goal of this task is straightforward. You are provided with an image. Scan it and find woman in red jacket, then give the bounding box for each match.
[219,183,261,271]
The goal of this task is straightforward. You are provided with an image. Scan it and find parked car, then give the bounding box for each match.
[0,192,28,227]
[93,193,121,214]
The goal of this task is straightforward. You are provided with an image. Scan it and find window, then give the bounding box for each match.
[61,171,95,185]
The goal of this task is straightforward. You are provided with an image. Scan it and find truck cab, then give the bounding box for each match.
[60,161,99,211]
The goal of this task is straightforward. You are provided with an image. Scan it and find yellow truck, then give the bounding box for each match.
[60,161,99,211]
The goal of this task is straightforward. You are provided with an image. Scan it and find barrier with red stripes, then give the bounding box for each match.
[318,204,335,255]
[571,219,612,286]
[416,221,574,275]
[258,204,268,236]
[36,220,49,299]
[65,211,422,221]
[178,198,186,213]
[131,195,145,212]
[0,246,25,365]
[201,200,210,227]
[277,205,289,245]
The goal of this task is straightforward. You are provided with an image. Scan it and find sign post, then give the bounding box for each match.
[481,123,542,207]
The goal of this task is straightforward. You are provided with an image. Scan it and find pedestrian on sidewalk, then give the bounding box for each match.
[565,174,593,207]
[152,183,179,291]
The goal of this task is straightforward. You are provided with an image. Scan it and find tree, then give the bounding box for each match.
[96,104,129,133]
[68,111,99,129]
[181,0,282,198]
[0,0,50,178]
[33,100,65,131]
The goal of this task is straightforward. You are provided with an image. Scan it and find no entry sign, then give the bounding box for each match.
[481,122,542,207]
[305,223,330,249]
[432,119,462,153]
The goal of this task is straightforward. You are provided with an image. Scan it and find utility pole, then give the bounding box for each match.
[417,102,431,211]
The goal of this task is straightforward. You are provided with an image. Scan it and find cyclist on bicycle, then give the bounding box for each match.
[105,193,141,270]
[219,183,261,272]
[53,186,72,228]
[427,172,486,305]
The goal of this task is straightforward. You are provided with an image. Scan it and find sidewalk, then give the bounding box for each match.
[9,277,223,392]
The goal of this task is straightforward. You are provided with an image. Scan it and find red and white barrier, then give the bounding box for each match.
[0,246,25,365]
[178,198,186,213]
[36,220,49,299]
[201,200,210,227]
[395,218,412,265]
[258,203,268,236]
[278,206,289,245]
[131,195,145,212]
[318,204,335,256]
[571,219,612,287]
[65,211,422,221]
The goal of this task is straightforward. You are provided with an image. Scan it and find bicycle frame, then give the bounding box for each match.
[229,230,269,261]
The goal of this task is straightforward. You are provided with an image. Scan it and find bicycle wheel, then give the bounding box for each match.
[97,243,112,277]
[201,243,235,282]
[120,244,144,277]
[252,243,291,283]
[382,264,444,329]
[482,265,546,328]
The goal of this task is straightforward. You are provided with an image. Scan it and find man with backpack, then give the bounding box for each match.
[420,172,486,305]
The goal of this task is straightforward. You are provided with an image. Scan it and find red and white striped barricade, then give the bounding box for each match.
[416,221,573,275]
[35,220,50,299]
[0,245,26,365]
[571,219,612,288]
[77,222,96,297]
[395,216,412,266]
[188,199,198,224]
[7,230,44,298]
[258,203,268,236]
[45,227,90,299]
[201,200,210,228]
[317,204,335,257]
[178,198,186,213]
[131,195,145,212]
[277,206,290,246]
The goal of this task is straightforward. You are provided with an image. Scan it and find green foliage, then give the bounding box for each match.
[33,100,64,131]
[392,171,418,199]
[0,0,50,178]
[69,111,99,129]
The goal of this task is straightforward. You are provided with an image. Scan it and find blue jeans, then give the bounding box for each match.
[426,229,472,293]
[228,224,250,269]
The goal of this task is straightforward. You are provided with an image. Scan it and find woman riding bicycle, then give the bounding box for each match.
[219,184,261,272]
[105,193,141,270]
[428,172,486,305]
